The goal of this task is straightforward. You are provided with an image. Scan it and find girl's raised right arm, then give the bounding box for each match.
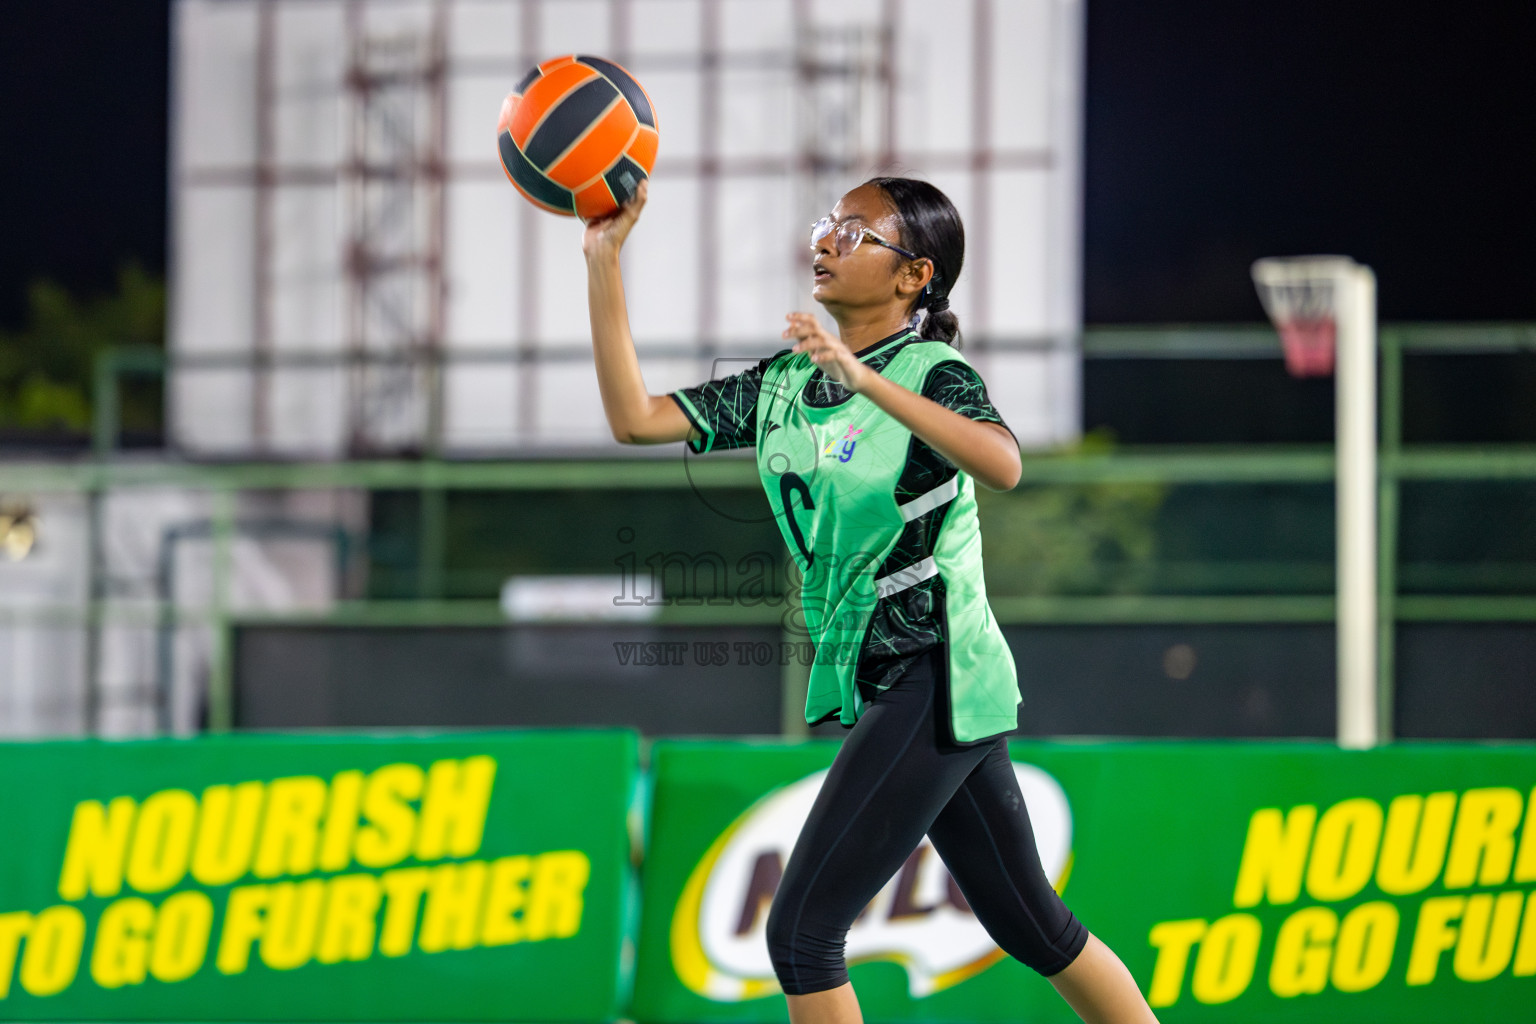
[583,181,697,446]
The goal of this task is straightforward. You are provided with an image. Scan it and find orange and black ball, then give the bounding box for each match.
[497,54,659,220]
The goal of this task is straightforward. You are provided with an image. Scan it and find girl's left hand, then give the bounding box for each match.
[783,313,873,392]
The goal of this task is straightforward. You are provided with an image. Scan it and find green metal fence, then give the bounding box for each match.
[4,324,1535,737]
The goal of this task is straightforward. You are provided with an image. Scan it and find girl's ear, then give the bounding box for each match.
[898,257,935,300]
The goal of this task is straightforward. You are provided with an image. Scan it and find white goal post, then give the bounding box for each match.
[1253,256,1380,749]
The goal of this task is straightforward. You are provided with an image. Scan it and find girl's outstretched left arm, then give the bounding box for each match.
[857,375,1022,491]
[784,313,1022,491]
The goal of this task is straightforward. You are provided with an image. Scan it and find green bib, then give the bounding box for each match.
[756,332,1021,743]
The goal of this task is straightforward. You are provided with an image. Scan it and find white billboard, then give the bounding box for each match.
[170,0,1083,456]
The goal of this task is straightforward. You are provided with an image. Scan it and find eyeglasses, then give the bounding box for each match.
[810,215,922,262]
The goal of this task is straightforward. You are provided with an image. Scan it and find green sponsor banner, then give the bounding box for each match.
[0,730,638,1021]
[632,739,1536,1024]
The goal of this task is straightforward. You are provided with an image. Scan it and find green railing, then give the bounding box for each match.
[3,324,1534,737]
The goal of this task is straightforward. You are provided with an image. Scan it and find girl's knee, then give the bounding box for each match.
[970,892,1090,977]
[1015,912,1090,977]
[765,899,849,995]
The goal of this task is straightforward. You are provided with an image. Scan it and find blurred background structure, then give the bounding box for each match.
[2,0,1535,742]
[170,0,1081,457]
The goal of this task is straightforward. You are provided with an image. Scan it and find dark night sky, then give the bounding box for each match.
[0,3,169,328]
[1083,2,1536,323]
[1,1,1533,330]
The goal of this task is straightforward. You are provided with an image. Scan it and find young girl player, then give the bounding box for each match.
[583,176,1160,1024]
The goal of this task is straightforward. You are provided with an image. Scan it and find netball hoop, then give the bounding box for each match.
[1252,255,1381,749]
[1251,256,1356,377]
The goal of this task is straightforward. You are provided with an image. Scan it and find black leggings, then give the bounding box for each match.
[765,646,1089,995]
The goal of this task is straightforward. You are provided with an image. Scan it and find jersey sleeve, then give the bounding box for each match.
[669,348,792,454]
[922,360,1018,445]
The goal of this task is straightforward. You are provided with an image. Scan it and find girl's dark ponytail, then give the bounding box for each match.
[865,176,966,348]
[917,294,960,345]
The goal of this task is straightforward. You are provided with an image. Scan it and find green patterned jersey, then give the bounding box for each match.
[670,329,1022,743]
[671,333,1009,456]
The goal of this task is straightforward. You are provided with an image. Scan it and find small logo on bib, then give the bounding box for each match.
[823,423,863,463]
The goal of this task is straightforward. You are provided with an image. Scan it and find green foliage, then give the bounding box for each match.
[977,429,1169,595]
[14,374,93,430]
[0,263,165,432]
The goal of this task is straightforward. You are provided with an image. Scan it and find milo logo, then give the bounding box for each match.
[670,764,1073,1000]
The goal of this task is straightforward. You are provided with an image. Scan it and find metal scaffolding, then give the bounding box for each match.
[340,0,449,454]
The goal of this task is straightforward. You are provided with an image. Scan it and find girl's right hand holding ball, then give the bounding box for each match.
[582,179,649,261]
